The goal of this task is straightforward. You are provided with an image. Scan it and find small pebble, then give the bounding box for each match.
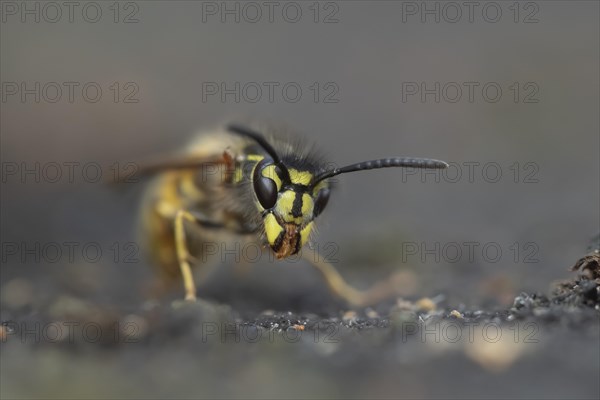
[342,311,358,323]
[416,298,437,312]
[449,310,464,319]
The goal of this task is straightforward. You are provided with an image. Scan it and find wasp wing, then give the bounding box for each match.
[108,154,231,185]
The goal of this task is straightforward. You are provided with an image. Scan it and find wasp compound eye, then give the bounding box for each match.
[254,175,278,209]
[253,165,279,209]
[313,188,330,217]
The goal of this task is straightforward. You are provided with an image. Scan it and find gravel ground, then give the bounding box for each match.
[1,250,598,399]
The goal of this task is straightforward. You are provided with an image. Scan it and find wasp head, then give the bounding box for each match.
[252,158,330,259]
[227,123,448,260]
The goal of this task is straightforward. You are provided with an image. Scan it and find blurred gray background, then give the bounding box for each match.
[1,1,599,399]
[2,1,598,305]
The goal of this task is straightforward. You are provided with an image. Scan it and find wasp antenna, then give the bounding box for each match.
[227,124,282,164]
[312,157,449,186]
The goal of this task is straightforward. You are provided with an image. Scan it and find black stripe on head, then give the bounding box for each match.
[291,191,304,218]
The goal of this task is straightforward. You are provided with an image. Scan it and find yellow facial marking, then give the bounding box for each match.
[246,154,263,162]
[312,180,328,196]
[274,191,315,224]
[300,222,314,247]
[264,213,283,246]
[301,193,313,217]
[289,169,313,186]
[261,165,282,189]
[276,191,297,223]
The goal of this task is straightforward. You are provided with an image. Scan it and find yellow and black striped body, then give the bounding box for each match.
[138,126,330,282]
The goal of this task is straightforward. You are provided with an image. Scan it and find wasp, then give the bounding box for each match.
[136,123,448,306]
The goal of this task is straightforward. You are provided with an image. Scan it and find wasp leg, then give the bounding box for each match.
[301,248,398,307]
[174,209,204,301]
[174,210,258,301]
[301,249,366,306]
